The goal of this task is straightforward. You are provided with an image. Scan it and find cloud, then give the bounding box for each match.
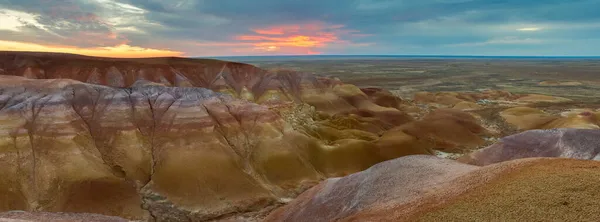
[0,9,41,32]
[517,27,542,31]
[1,0,600,56]
[447,36,545,47]
[239,23,345,46]
[0,0,128,47]
[0,40,182,57]
[253,28,286,35]
[188,22,372,56]
[487,37,544,44]
[0,0,184,57]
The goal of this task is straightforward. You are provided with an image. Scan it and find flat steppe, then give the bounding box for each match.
[236,57,600,105]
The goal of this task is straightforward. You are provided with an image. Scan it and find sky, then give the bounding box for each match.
[1,0,599,57]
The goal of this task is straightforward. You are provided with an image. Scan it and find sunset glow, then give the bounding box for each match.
[227,22,365,55]
[0,40,182,58]
[236,34,338,48]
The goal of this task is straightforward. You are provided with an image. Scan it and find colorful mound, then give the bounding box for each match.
[0,52,491,220]
[265,155,478,222]
[0,75,314,221]
[515,94,572,103]
[411,89,599,142]
[459,128,600,166]
[416,159,600,222]
[398,109,488,152]
[266,156,600,222]
[500,107,599,130]
[0,51,411,128]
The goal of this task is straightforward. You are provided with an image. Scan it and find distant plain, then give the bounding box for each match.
[216,56,600,105]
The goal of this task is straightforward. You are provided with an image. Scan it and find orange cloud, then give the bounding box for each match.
[0,40,183,58]
[252,28,285,35]
[233,22,370,55]
[236,34,338,47]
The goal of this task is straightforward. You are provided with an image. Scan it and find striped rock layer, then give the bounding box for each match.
[0,52,489,220]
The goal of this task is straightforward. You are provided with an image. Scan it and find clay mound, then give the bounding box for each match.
[0,52,408,124]
[361,88,424,117]
[361,87,406,109]
[413,90,573,111]
[0,75,342,221]
[267,157,600,222]
[0,76,288,220]
[0,75,452,221]
[0,51,421,139]
[515,94,572,103]
[499,107,559,130]
[319,84,414,131]
[0,211,130,222]
[500,107,600,130]
[414,91,467,106]
[452,101,482,110]
[459,128,600,166]
[415,158,600,222]
[399,109,488,152]
[0,52,493,220]
[265,155,479,222]
[0,51,253,88]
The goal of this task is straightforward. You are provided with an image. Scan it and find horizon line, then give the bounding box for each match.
[203,54,600,58]
[2,50,600,59]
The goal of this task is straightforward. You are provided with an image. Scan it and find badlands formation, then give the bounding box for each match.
[0,52,598,221]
